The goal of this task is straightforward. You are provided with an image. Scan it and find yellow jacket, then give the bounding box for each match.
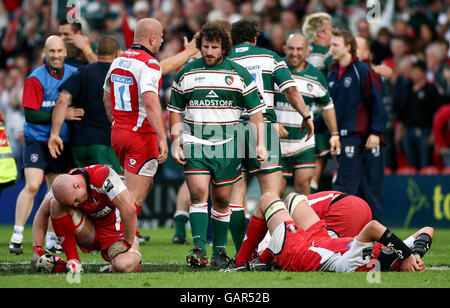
[0,114,17,185]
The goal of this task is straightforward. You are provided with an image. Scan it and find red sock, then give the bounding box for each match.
[51,215,80,262]
[258,249,274,264]
[135,203,141,217]
[235,215,268,266]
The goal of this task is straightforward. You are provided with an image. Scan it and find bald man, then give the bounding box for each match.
[274,32,339,195]
[103,18,186,220]
[9,35,81,255]
[32,164,141,273]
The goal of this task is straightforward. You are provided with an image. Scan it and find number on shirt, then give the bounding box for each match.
[111,74,133,112]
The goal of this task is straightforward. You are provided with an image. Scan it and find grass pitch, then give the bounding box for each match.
[0,225,449,288]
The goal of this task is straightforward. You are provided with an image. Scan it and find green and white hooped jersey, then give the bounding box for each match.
[168,57,265,145]
[306,44,334,79]
[274,61,333,157]
[228,43,295,123]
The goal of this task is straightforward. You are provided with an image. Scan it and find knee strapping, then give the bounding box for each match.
[264,200,286,224]
[287,193,308,216]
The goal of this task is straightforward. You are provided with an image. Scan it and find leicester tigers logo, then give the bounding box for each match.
[225,75,234,85]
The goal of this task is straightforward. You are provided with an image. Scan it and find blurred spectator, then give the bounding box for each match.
[269,23,285,57]
[433,104,450,168]
[370,27,392,65]
[396,60,444,170]
[208,0,241,23]
[0,66,25,178]
[425,42,450,101]
[280,9,300,34]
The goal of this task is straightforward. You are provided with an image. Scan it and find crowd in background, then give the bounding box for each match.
[0,0,449,181]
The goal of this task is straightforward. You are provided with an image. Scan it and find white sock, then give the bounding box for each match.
[11,225,24,243]
[45,231,57,249]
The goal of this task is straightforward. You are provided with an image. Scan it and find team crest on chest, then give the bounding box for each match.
[344,77,352,88]
[225,75,234,85]
[307,83,314,92]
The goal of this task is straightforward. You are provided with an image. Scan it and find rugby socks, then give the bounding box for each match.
[189,202,209,253]
[11,225,24,243]
[235,215,267,266]
[211,208,231,255]
[378,228,412,260]
[229,204,246,252]
[412,233,432,257]
[174,210,189,239]
[50,215,80,262]
[310,180,318,194]
[45,231,57,250]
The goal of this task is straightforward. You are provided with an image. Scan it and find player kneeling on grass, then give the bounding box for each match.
[238,192,433,272]
[31,165,141,273]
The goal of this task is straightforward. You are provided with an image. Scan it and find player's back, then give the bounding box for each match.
[307,190,344,218]
[105,46,162,133]
[229,43,294,122]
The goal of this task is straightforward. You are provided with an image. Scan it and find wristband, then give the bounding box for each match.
[303,115,312,121]
[331,132,339,136]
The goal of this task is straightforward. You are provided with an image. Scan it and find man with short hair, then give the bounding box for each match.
[226,19,314,252]
[168,22,267,268]
[31,164,141,273]
[58,20,97,65]
[103,18,168,220]
[327,29,388,222]
[275,32,339,195]
[9,36,81,255]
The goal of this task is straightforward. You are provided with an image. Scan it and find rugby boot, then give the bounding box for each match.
[186,245,208,268]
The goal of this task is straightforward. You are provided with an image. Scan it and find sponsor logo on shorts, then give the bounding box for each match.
[129,158,136,168]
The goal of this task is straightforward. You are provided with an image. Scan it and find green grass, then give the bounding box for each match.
[0,225,449,288]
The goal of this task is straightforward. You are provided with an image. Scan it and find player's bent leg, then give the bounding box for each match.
[124,171,154,207]
[284,192,320,230]
[110,237,141,273]
[257,192,290,234]
[293,168,314,195]
[71,209,96,252]
[256,170,283,197]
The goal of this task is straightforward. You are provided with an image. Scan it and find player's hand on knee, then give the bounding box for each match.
[109,239,132,259]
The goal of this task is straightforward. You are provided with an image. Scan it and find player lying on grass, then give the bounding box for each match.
[224,191,433,272]
[223,190,373,271]
[31,164,141,273]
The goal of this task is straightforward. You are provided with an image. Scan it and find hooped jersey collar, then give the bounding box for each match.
[130,44,155,58]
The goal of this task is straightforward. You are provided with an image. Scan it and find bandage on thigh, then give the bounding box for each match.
[287,193,308,217]
[264,200,287,224]
[72,210,95,249]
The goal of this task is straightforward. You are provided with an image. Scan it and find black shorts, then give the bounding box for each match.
[23,137,74,174]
